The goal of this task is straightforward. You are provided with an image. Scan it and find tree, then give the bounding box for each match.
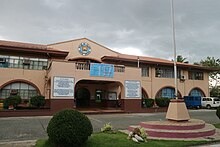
[199,56,220,88]
[210,87,220,97]
[177,55,188,63]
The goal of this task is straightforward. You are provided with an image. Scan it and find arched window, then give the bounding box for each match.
[0,82,39,99]
[189,88,205,97]
[156,87,181,98]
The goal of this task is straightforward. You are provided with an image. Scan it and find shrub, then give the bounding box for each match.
[47,109,93,147]
[30,95,45,108]
[101,123,115,133]
[3,95,21,109]
[155,98,170,107]
[216,106,220,119]
[143,98,154,108]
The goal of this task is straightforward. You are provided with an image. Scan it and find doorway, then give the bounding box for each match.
[76,88,90,107]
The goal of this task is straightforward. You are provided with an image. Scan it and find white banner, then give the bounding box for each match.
[53,77,74,97]
[125,80,141,98]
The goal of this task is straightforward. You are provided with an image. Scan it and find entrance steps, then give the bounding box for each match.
[77,108,125,114]
[127,119,216,140]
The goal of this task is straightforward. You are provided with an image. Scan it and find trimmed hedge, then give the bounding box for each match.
[30,95,45,108]
[3,95,21,109]
[155,98,170,107]
[47,109,93,147]
[143,98,154,108]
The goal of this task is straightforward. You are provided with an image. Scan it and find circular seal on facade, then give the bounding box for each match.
[78,42,91,56]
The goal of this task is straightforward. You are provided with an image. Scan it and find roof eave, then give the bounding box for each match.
[101,56,219,72]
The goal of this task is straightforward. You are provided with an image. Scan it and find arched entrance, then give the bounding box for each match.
[75,79,123,108]
[76,88,90,107]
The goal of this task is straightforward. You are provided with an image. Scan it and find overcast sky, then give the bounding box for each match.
[0,0,220,63]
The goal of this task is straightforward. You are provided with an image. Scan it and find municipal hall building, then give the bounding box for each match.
[0,38,214,112]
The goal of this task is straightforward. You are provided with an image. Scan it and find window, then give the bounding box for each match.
[0,82,39,99]
[156,87,175,98]
[188,71,204,80]
[141,67,149,77]
[0,55,48,70]
[155,67,181,78]
[156,87,181,98]
[189,88,204,97]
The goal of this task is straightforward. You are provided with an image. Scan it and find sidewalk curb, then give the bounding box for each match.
[0,140,36,147]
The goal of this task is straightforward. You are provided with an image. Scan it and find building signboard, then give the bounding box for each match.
[125,80,141,98]
[53,76,74,97]
[90,63,114,78]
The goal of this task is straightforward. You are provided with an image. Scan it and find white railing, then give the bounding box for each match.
[75,62,90,70]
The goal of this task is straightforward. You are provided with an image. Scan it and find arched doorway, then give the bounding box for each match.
[76,88,90,107]
[75,80,123,108]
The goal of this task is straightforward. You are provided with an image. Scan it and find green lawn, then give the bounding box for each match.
[214,123,220,128]
[36,123,220,147]
[36,132,210,147]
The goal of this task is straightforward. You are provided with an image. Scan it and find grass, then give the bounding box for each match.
[214,123,220,128]
[36,123,220,147]
[36,132,210,147]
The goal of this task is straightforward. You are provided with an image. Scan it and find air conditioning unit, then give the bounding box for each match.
[0,58,6,63]
[23,59,30,65]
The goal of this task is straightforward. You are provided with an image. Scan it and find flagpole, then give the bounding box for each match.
[170,0,178,99]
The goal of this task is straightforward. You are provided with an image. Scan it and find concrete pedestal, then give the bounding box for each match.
[166,99,190,121]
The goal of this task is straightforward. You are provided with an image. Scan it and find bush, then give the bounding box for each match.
[3,95,21,109]
[101,123,115,133]
[30,95,45,108]
[216,106,220,119]
[143,98,154,108]
[47,109,93,147]
[155,98,170,107]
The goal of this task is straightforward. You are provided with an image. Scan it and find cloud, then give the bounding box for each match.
[0,0,220,63]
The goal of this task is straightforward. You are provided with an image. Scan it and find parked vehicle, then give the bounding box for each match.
[184,96,201,108]
[201,97,220,109]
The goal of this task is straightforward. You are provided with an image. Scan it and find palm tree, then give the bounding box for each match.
[177,55,187,63]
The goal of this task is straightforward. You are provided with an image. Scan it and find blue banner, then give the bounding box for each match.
[90,63,114,78]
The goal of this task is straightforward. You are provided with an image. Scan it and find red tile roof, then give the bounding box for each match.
[102,54,218,71]
[0,40,68,58]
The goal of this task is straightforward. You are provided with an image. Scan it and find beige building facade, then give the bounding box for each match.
[0,38,214,112]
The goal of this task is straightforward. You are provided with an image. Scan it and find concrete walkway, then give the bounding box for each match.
[0,140,36,147]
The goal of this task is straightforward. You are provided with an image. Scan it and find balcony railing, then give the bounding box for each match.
[75,62,90,70]
[75,62,125,72]
[114,65,125,72]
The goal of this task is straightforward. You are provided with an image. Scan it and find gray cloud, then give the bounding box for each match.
[0,0,220,63]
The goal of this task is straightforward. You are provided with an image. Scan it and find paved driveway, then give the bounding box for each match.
[0,109,219,143]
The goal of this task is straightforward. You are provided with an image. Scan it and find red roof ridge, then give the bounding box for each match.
[0,40,47,50]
